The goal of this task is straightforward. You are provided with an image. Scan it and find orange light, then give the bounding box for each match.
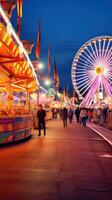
[0,24,2,31]
[25,64,27,70]
[16,64,19,70]
[17,0,23,17]
[12,45,16,53]
[15,49,19,56]
[28,69,31,75]
[19,68,22,72]
[13,63,16,67]
[11,83,26,91]
[3,33,8,42]
[7,38,12,46]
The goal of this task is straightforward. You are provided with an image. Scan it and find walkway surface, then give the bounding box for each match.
[87,122,112,146]
[0,119,112,200]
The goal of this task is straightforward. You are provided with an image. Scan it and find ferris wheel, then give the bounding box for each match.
[72,36,112,106]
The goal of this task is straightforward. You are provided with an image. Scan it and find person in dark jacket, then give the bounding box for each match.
[37,104,46,136]
[75,107,80,123]
[62,107,68,127]
[68,108,74,123]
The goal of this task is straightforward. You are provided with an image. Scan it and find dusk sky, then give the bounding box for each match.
[11,0,112,89]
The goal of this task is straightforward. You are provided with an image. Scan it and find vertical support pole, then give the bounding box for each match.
[17,16,21,38]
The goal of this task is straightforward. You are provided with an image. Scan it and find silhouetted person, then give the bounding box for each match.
[103,107,108,123]
[80,108,88,127]
[75,107,80,123]
[68,108,74,123]
[37,104,46,136]
[62,107,68,127]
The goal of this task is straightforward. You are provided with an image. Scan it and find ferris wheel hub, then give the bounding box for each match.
[95,66,104,76]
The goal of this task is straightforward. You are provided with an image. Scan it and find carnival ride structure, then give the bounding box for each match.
[72,36,112,106]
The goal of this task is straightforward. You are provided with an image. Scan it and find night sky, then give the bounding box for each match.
[11,0,112,89]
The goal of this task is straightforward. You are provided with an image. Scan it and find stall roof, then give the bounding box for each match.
[0,5,39,92]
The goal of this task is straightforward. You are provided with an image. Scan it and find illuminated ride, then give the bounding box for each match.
[0,6,39,144]
[72,36,112,106]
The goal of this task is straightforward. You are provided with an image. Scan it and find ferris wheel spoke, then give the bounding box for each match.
[79,53,95,66]
[107,73,112,79]
[82,77,99,103]
[93,42,99,60]
[89,43,98,60]
[103,40,111,59]
[83,88,96,105]
[77,76,94,87]
[105,75,112,85]
[100,79,104,91]
[78,78,95,93]
[76,75,94,85]
[102,75,112,95]
[76,67,92,74]
[76,71,93,77]
[77,60,94,69]
[105,54,112,66]
[76,68,92,72]
[84,51,95,65]
[78,57,94,68]
[76,62,94,70]
[106,73,112,80]
[101,39,106,58]
[77,57,90,66]
[85,46,98,65]
[81,77,97,96]
[76,73,92,79]
[82,50,97,66]
[98,40,102,59]
[103,81,112,96]
[104,59,112,68]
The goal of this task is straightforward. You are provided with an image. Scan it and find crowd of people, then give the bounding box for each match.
[51,106,111,128]
[51,107,89,128]
[37,104,110,136]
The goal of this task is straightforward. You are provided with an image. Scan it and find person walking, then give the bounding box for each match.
[75,107,80,123]
[68,108,74,123]
[62,107,68,127]
[80,108,88,127]
[37,104,46,136]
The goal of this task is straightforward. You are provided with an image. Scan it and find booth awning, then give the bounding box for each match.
[0,6,39,92]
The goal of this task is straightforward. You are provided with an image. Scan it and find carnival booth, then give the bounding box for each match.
[92,98,112,128]
[0,6,39,144]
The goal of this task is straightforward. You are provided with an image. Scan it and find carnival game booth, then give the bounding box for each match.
[0,6,39,144]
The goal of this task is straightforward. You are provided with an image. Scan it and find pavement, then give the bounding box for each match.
[0,119,112,200]
[87,122,112,146]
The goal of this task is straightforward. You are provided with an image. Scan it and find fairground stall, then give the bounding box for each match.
[92,97,112,128]
[0,6,39,144]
